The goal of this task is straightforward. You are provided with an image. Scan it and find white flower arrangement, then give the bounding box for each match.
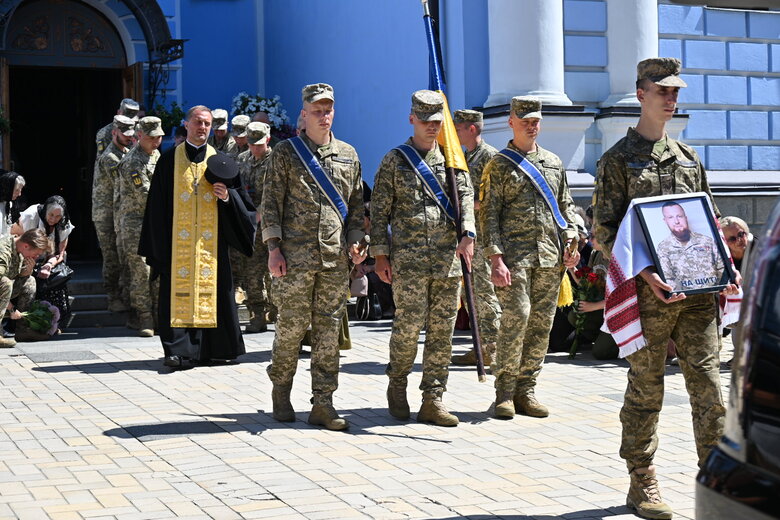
[230,92,290,130]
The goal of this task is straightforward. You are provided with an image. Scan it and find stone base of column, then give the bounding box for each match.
[595,108,690,157]
[480,104,595,172]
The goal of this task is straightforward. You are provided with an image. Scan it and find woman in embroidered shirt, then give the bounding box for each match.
[12,196,75,329]
[0,171,26,238]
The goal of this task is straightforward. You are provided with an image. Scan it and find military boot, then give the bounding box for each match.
[138,313,155,338]
[417,396,459,427]
[451,343,493,366]
[308,402,349,431]
[108,298,129,313]
[494,391,515,419]
[626,468,673,519]
[514,390,549,418]
[245,312,267,333]
[387,382,410,420]
[271,385,295,422]
[0,336,17,348]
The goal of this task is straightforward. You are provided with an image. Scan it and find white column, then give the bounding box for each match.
[601,0,659,107]
[484,0,572,107]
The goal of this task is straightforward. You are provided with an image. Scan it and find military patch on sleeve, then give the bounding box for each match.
[98,144,105,153]
[131,171,143,187]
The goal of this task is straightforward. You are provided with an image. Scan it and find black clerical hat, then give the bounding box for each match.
[205,153,238,184]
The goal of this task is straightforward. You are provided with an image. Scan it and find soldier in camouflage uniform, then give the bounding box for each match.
[481,96,579,421]
[451,108,501,367]
[593,58,739,520]
[0,230,47,347]
[262,83,365,431]
[228,115,250,159]
[240,122,275,333]
[116,116,164,337]
[372,90,476,427]
[227,114,253,303]
[93,115,136,313]
[208,109,237,154]
[95,98,139,156]
[656,202,723,293]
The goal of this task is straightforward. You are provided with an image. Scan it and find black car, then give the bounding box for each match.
[696,199,780,519]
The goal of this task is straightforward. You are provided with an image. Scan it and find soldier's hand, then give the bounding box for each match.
[490,255,511,287]
[639,266,686,304]
[456,236,475,272]
[375,255,392,284]
[349,243,367,265]
[268,248,287,278]
[563,245,580,268]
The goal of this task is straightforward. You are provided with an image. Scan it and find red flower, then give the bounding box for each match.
[587,272,599,283]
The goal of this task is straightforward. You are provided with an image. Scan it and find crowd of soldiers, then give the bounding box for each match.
[90,57,740,520]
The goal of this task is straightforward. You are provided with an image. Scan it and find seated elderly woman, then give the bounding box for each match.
[11,196,75,330]
[0,171,26,238]
[720,216,757,274]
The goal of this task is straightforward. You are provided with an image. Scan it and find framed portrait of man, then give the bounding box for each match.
[635,193,736,296]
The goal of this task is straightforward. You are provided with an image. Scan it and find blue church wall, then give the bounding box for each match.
[658,3,780,171]
[263,1,428,185]
[179,0,260,113]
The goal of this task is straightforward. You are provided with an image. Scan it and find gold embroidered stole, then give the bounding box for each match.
[170,144,219,327]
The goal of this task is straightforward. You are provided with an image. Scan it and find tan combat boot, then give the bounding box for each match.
[387,382,410,420]
[626,468,673,519]
[138,313,155,338]
[234,286,246,305]
[107,298,129,313]
[514,390,549,418]
[308,402,349,431]
[271,385,295,422]
[417,396,459,427]
[245,312,267,333]
[494,391,515,419]
[451,343,494,366]
[0,336,17,348]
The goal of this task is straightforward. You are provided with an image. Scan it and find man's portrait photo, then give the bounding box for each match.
[637,195,731,295]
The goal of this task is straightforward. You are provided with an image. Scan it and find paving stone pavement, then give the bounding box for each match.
[0,320,733,520]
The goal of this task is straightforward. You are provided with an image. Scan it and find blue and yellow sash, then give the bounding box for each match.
[498,148,568,229]
[289,136,347,221]
[395,144,455,221]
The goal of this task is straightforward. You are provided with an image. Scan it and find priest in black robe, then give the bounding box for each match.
[139,105,256,369]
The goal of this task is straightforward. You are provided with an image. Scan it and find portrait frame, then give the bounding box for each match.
[635,193,736,297]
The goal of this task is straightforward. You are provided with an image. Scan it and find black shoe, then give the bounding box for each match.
[163,355,183,367]
[2,329,15,338]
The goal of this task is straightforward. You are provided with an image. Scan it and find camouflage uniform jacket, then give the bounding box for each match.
[480,141,578,269]
[466,139,498,247]
[92,141,128,223]
[371,139,476,279]
[238,148,272,208]
[227,143,248,160]
[657,231,723,292]
[261,131,364,271]
[116,146,160,222]
[594,127,717,257]
[208,134,237,155]
[95,122,113,155]
[0,236,23,280]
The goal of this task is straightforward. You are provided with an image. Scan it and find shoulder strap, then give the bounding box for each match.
[498,148,568,230]
[289,136,348,221]
[395,144,455,221]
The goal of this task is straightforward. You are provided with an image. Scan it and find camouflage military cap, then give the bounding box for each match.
[212,109,229,131]
[302,83,335,104]
[637,57,687,88]
[453,109,482,124]
[137,116,164,137]
[231,115,251,137]
[411,90,444,122]
[511,96,543,119]
[246,122,270,145]
[119,98,140,119]
[113,115,136,136]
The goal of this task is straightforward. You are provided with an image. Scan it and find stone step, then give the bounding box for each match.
[69,278,105,296]
[71,294,109,312]
[69,310,128,328]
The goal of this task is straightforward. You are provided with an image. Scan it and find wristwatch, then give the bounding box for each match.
[465,230,476,239]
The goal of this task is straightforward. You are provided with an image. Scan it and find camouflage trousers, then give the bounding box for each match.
[243,234,275,318]
[267,267,348,404]
[0,275,35,319]
[229,247,248,290]
[94,218,124,303]
[471,245,501,344]
[118,219,157,318]
[620,277,724,473]
[494,267,561,394]
[386,272,460,398]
